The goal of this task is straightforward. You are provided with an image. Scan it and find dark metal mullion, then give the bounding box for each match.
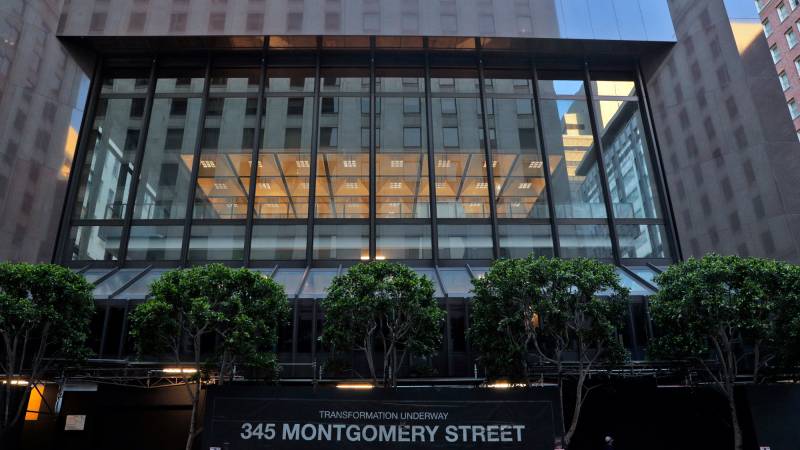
[118,58,159,263]
[244,49,268,266]
[369,38,377,260]
[97,303,111,357]
[583,64,621,264]
[454,154,472,203]
[531,64,561,257]
[305,48,322,264]
[476,39,500,259]
[180,55,213,265]
[54,58,104,263]
[423,40,440,266]
[635,66,682,262]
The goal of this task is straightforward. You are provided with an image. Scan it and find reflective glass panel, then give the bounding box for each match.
[376,70,425,94]
[258,97,314,218]
[193,97,258,219]
[315,97,370,218]
[438,224,493,259]
[101,72,149,94]
[209,67,260,93]
[73,98,142,219]
[539,98,606,218]
[558,224,613,258]
[188,225,245,260]
[432,98,490,218]
[266,68,315,93]
[377,97,429,218]
[313,224,369,260]
[437,267,473,296]
[320,68,370,94]
[498,224,554,258]
[68,226,122,261]
[617,224,671,259]
[592,80,636,97]
[484,73,533,95]
[126,225,184,260]
[430,69,479,94]
[487,98,549,219]
[537,78,585,97]
[114,268,169,300]
[272,268,307,297]
[155,68,205,94]
[300,269,339,298]
[251,225,307,260]
[376,224,432,260]
[93,269,144,299]
[597,100,662,219]
[133,98,201,219]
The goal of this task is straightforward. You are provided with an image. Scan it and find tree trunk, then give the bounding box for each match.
[564,371,587,448]
[727,384,743,450]
[185,381,201,450]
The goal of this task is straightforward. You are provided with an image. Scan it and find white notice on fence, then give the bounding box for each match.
[64,415,86,431]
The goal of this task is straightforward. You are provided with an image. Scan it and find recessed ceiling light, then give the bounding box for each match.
[390,160,404,168]
[214,182,228,190]
[249,160,263,167]
[345,182,359,189]
[518,182,532,189]
[483,161,498,168]
[296,160,310,168]
[390,182,402,189]
[201,160,216,168]
[529,161,543,169]
[475,182,488,189]
[343,160,357,168]
[435,182,446,189]
[437,160,452,168]
[259,182,271,189]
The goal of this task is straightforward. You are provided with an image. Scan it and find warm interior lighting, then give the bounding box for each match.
[486,382,526,389]
[360,255,370,261]
[25,384,44,421]
[343,160,358,168]
[435,182,446,189]
[483,161,498,168]
[248,160,263,167]
[389,182,403,189]
[214,182,229,190]
[162,368,198,374]
[475,182,488,189]
[375,255,386,260]
[437,160,452,168]
[296,160,310,168]
[336,383,374,390]
[528,161,543,169]
[200,160,216,168]
[390,160,404,168]
[2,379,29,385]
[259,182,271,190]
[518,182,532,189]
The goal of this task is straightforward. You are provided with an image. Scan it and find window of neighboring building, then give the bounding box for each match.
[787,28,798,48]
[796,129,800,142]
[756,0,767,11]
[779,2,790,21]
[780,71,791,91]
[789,99,800,119]
[771,44,781,63]
[792,0,799,9]
[763,18,772,37]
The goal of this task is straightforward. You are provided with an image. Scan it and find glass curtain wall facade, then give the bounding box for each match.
[61,38,674,268]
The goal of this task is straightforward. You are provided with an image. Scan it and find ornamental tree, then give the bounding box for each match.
[129,264,290,450]
[0,263,94,442]
[470,256,629,448]
[321,262,444,387]
[648,254,800,450]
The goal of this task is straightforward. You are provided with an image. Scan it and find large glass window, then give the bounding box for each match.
[133,97,202,219]
[538,78,606,219]
[377,94,429,218]
[258,96,314,218]
[65,56,674,266]
[73,95,144,220]
[432,98,490,218]
[315,95,370,218]
[193,97,258,219]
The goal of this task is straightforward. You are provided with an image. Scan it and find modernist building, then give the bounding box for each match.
[2,0,800,449]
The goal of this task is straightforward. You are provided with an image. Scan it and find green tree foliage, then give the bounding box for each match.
[321,262,444,387]
[469,256,629,448]
[649,254,800,450]
[128,264,290,450]
[0,263,94,437]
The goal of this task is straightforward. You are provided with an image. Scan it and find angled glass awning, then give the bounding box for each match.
[74,263,664,302]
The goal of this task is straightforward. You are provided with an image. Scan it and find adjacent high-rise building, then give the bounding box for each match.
[758,0,800,137]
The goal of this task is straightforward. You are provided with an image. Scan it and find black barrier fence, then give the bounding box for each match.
[203,386,564,450]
